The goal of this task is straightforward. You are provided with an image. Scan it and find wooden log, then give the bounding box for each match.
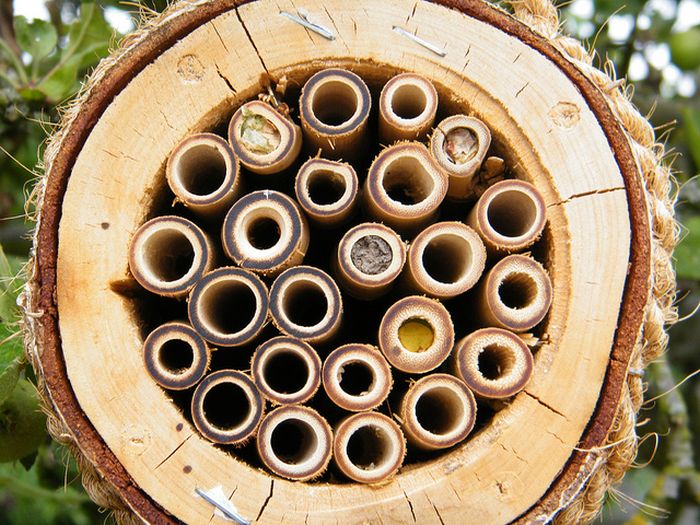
[26,0,657,523]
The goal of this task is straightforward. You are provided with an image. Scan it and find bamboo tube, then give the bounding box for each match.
[294,158,359,228]
[378,73,438,144]
[299,68,371,160]
[142,322,210,390]
[453,328,534,399]
[269,266,343,344]
[404,221,486,299]
[334,223,406,300]
[128,216,214,298]
[430,115,491,199]
[165,133,240,216]
[187,267,269,347]
[467,179,547,254]
[363,142,448,233]
[228,100,302,174]
[378,296,454,374]
[222,190,309,277]
[191,370,263,445]
[333,412,406,484]
[251,336,321,405]
[478,255,553,332]
[399,374,477,450]
[322,344,392,412]
[256,405,332,481]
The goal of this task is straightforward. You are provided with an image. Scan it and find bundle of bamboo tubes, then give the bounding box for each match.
[129,67,551,483]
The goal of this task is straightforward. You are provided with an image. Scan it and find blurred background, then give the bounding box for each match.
[0,0,698,523]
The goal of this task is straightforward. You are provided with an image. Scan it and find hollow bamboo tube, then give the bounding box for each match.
[128,216,214,298]
[478,254,553,332]
[363,142,448,233]
[269,266,343,344]
[251,336,321,405]
[187,267,269,347]
[322,344,392,412]
[299,68,371,160]
[294,158,359,228]
[467,179,547,254]
[378,73,438,144]
[142,322,210,390]
[453,328,534,399]
[430,115,491,199]
[334,223,406,300]
[257,405,332,481]
[333,412,406,484]
[191,370,264,445]
[399,373,477,450]
[404,221,486,299]
[166,133,241,216]
[228,100,302,174]
[222,190,310,277]
[378,296,454,374]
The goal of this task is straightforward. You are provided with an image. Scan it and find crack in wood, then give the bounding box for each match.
[154,434,192,470]
[515,81,530,98]
[402,490,417,522]
[547,186,626,208]
[255,479,275,522]
[524,391,569,420]
[215,65,238,94]
[234,7,270,75]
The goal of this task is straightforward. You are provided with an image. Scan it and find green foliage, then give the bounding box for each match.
[670,27,700,71]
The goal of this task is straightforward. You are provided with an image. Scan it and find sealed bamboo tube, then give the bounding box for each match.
[188,267,269,347]
[430,115,491,199]
[378,73,438,144]
[256,405,332,481]
[251,336,321,405]
[294,158,359,227]
[222,190,309,277]
[228,100,302,174]
[478,255,553,332]
[269,266,343,344]
[299,68,371,160]
[128,216,214,298]
[322,344,392,412]
[399,374,477,450]
[335,223,406,300]
[191,370,264,445]
[165,133,240,216]
[333,412,405,484]
[363,142,448,233]
[404,221,486,299]
[378,296,454,374]
[142,322,210,390]
[467,179,547,254]
[453,328,534,399]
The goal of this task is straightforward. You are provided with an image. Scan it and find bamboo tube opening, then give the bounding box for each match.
[400,374,476,450]
[143,322,210,390]
[312,81,359,126]
[252,337,321,405]
[468,180,547,252]
[257,406,332,481]
[166,133,240,215]
[228,100,301,175]
[270,266,343,343]
[335,223,406,300]
[379,73,438,144]
[479,255,553,332]
[333,413,405,484]
[364,143,448,232]
[405,222,486,298]
[453,328,534,398]
[295,159,358,227]
[188,268,268,346]
[379,296,454,373]
[323,344,392,412]
[191,370,263,445]
[223,190,309,277]
[129,216,212,298]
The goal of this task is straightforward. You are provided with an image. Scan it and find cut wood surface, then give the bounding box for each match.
[32,0,650,523]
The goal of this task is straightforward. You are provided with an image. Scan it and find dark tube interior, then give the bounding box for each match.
[203,381,250,430]
[486,189,538,238]
[478,344,516,380]
[311,80,358,127]
[421,234,472,284]
[346,424,389,470]
[159,338,194,373]
[270,418,318,464]
[339,361,375,396]
[283,281,328,327]
[382,156,434,205]
[307,170,347,205]
[143,229,195,282]
[175,143,227,196]
[498,272,538,309]
[414,387,464,435]
[264,351,310,394]
[247,216,282,250]
[390,84,427,120]
[200,280,257,334]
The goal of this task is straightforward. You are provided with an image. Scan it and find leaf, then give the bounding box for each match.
[676,215,700,281]
[682,108,700,172]
[13,16,58,61]
[65,3,113,70]
[36,55,80,102]
[0,380,46,463]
